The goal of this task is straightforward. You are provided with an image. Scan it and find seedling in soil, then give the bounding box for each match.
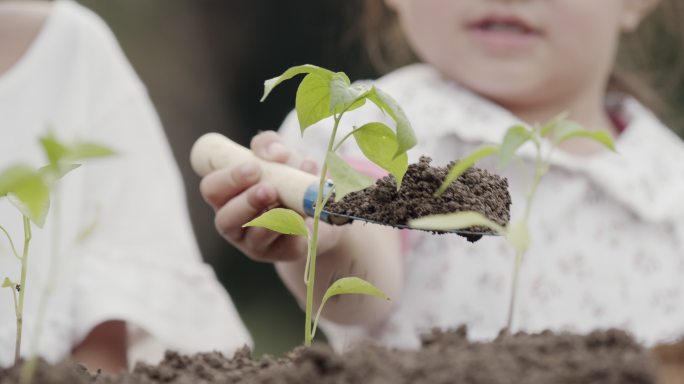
[245,64,417,346]
[0,133,114,369]
[411,115,615,331]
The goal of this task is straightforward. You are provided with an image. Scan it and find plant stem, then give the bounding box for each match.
[15,216,32,365]
[23,186,62,384]
[506,249,523,330]
[507,136,549,332]
[304,114,342,346]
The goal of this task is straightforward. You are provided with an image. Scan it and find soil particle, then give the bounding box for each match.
[325,156,511,238]
[0,328,659,384]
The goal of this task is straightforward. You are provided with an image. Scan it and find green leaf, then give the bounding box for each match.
[325,152,374,202]
[499,125,533,168]
[66,142,116,160]
[353,123,408,188]
[539,112,570,137]
[312,276,388,337]
[39,163,81,186]
[261,64,335,102]
[553,121,616,151]
[506,221,529,254]
[410,211,506,234]
[0,165,36,197]
[434,145,499,196]
[7,176,50,228]
[296,73,335,132]
[0,165,50,227]
[329,73,367,114]
[2,278,13,288]
[40,132,115,167]
[367,87,417,158]
[242,208,308,237]
[39,133,68,167]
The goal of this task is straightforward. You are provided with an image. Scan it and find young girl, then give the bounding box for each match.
[200,0,684,351]
[0,0,250,371]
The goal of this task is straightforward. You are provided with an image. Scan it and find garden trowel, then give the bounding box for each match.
[190,133,493,241]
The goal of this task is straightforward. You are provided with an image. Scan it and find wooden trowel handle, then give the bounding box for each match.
[190,132,318,215]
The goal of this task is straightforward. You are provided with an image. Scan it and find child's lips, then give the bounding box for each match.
[466,16,542,52]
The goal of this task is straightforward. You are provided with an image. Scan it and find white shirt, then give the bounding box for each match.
[0,0,250,366]
[279,64,684,350]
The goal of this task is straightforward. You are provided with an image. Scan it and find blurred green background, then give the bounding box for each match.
[74,0,683,357]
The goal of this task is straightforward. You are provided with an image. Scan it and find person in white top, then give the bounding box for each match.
[0,0,250,371]
[200,0,684,350]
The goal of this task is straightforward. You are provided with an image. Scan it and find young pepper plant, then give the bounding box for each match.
[410,115,615,331]
[244,64,417,346]
[0,133,114,366]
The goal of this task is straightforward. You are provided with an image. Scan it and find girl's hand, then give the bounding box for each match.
[200,131,340,262]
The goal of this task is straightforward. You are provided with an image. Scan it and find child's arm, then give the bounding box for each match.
[200,131,403,326]
[71,321,127,373]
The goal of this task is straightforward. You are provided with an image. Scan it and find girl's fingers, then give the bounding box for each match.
[242,225,282,254]
[299,156,319,174]
[200,162,261,210]
[251,131,304,168]
[214,183,278,242]
[249,234,308,263]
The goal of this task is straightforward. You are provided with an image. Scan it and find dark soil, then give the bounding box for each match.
[325,156,511,241]
[0,328,660,384]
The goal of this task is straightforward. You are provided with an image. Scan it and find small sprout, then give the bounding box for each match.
[413,114,615,331]
[312,277,389,338]
[0,132,114,367]
[257,65,416,345]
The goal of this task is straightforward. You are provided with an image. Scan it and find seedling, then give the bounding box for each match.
[411,115,615,331]
[244,64,417,346]
[0,133,114,367]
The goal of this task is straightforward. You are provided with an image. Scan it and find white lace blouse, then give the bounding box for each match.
[278,64,684,350]
[0,0,250,366]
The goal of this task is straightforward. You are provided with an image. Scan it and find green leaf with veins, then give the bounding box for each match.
[367,87,417,158]
[435,145,499,196]
[329,73,367,114]
[499,125,533,168]
[243,208,309,237]
[410,211,506,234]
[353,122,408,188]
[296,73,334,132]
[261,64,335,102]
[326,151,374,202]
[312,276,388,337]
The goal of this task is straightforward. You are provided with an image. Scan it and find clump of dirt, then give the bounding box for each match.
[0,359,93,384]
[325,156,511,240]
[0,328,659,384]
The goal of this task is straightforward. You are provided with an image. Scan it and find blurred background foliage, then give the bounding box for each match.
[75,0,683,357]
